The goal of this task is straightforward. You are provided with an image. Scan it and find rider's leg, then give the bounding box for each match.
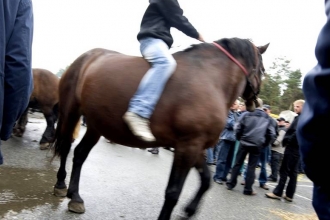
[123,37,176,142]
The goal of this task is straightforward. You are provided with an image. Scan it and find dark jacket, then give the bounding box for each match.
[0,0,33,143]
[235,108,276,147]
[283,114,300,153]
[137,0,199,48]
[220,110,238,142]
[297,0,330,190]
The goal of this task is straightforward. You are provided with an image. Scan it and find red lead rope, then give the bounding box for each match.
[212,42,248,76]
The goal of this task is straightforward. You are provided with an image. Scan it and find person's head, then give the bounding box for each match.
[293,99,305,114]
[238,102,246,112]
[262,104,271,115]
[230,99,240,111]
[277,117,286,126]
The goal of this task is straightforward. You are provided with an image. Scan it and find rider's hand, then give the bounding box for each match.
[197,33,205,42]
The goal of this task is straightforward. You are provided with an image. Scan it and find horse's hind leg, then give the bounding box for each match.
[158,143,199,220]
[67,128,101,214]
[184,153,211,217]
[53,139,72,197]
[40,107,56,150]
[13,107,29,137]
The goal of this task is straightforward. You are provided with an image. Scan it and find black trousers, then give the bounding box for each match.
[227,144,262,194]
[269,151,283,181]
[273,150,300,198]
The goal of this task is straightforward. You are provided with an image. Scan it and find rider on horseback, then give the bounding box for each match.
[123,0,204,142]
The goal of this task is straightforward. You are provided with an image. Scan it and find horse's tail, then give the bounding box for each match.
[52,55,87,158]
[52,103,59,122]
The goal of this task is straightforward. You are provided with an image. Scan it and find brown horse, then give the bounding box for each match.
[52,38,269,219]
[13,68,59,149]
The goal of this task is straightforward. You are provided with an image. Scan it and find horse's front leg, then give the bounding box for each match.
[184,153,211,217]
[66,129,100,214]
[158,144,198,220]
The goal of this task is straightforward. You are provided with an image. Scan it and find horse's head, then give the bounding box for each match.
[243,43,269,111]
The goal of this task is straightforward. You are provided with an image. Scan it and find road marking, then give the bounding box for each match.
[296,185,313,188]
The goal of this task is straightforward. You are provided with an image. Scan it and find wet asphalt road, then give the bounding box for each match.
[0,113,317,220]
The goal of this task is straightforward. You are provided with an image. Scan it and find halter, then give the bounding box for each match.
[212,42,262,105]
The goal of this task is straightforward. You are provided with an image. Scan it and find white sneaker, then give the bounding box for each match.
[123,112,156,142]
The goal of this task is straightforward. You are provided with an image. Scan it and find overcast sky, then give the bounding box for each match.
[32,0,326,76]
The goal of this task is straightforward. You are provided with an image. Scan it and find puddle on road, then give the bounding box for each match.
[0,166,63,218]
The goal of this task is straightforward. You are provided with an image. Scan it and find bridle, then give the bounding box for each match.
[212,41,263,105]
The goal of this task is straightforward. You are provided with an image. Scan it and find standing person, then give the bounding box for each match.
[255,104,278,190]
[0,0,34,165]
[297,1,330,218]
[266,100,304,202]
[231,102,247,168]
[268,117,287,182]
[226,98,276,195]
[123,0,204,142]
[213,100,240,184]
[206,139,220,165]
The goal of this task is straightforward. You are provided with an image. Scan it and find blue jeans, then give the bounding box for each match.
[206,140,220,164]
[213,140,236,181]
[128,37,177,119]
[258,146,268,185]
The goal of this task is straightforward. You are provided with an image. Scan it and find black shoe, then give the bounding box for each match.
[226,183,234,190]
[244,191,257,196]
[267,177,277,182]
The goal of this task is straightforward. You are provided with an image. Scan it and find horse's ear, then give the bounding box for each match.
[257,43,270,54]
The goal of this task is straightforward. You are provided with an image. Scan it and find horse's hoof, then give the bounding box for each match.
[40,143,50,150]
[53,187,67,197]
[184,205,197,217]
[12,131,23,137]
[68,200,85,213]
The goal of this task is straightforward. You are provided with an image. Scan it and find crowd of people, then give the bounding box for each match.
[208,98,305,202]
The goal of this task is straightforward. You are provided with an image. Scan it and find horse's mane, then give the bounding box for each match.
[182,38,256,69]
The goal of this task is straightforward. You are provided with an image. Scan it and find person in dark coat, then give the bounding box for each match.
[123,0,204,142]
[297,0,330,218]
[0,0,34,165]
[226,98,276,195]
[266,100,304,202]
